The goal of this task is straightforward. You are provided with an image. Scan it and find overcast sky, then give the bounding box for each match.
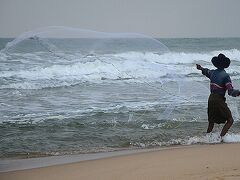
[1,0,240,38]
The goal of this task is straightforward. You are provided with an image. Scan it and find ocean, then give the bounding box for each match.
[1,33,240,159]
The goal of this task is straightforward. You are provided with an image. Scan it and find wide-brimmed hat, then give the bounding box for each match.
[211,53,230,69]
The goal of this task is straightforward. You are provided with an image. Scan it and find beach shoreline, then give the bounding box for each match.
[1,143,240,180]
[1,144,205,172]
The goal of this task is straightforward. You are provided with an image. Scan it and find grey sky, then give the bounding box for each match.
[0,0,240,38]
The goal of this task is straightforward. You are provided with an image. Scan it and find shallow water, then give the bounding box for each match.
[0,37,240,158]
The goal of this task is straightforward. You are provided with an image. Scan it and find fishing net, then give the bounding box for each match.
[1,26,233,123]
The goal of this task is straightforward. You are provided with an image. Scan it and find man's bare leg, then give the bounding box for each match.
[207,122,214,133]
[220,118,233,137]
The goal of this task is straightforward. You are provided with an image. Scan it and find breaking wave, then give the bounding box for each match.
[132,132,240,148]
[1,49,240,90]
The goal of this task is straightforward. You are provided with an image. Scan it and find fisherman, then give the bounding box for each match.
[196,53,240,138]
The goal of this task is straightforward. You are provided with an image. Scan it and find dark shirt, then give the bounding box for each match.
[202,68,239,97]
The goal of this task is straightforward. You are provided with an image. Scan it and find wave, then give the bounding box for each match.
[1,49,240,89]
[132,133,240,148]
[114,49,240,64]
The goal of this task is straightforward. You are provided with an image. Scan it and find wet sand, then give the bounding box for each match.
[1,143,240,180]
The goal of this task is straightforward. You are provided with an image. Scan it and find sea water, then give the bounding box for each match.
[0,38,240,158]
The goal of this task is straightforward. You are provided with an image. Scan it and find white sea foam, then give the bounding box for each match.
[1,49,240,89]
[114,49,240,64]
[186,133,240,144]
[186,133,222,144]
[223,133,240,143]
[133,133,240,148]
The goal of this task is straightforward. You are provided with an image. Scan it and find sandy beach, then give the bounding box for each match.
[1,143,240,180]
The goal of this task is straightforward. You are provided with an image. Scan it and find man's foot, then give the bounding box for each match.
[220,136,224,143]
